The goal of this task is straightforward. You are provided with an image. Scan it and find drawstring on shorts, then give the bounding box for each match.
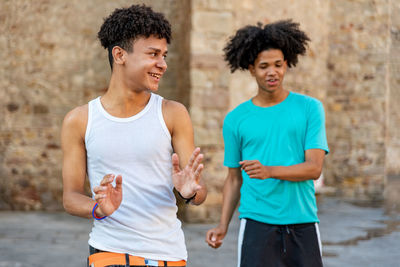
[278,225,291,254]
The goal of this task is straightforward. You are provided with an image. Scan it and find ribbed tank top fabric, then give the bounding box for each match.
[85,93,187,261]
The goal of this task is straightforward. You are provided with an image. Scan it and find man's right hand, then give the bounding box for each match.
[206,225,227,249]
[93,174,123,217]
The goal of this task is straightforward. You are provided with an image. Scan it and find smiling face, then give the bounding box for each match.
[249,49,287,95]
[118,35,168,92]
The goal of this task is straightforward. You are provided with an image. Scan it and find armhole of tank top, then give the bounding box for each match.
[157,96,172,141]
[84,99,94,146]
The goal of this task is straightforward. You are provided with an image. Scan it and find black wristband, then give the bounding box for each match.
[177,191,197,204]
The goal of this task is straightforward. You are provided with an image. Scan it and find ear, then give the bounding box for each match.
[112,46,126,66]
[249,64,255,76]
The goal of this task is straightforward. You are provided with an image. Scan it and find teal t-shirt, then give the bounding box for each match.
[223,91,329,225]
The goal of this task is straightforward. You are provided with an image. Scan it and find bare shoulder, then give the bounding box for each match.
[162,99,190,121]
[62,104,88,139]
[162,99,191,134]
[162,99,188,115]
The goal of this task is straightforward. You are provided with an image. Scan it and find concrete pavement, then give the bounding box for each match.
[0,196,399,267]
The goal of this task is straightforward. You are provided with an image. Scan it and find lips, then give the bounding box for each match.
[266,78,278,86]
[149,72,162,80]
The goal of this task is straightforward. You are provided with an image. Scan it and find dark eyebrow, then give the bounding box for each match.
[259,59,283,65]
[147,47,168,54]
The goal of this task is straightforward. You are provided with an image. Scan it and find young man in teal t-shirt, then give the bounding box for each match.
[206,20,329,267]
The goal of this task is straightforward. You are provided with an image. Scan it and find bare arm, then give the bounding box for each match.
[62,106,95,218]
[206,167,242,248]
[240,149,326,182]
[164,100,207,205]
[62,106,122,219]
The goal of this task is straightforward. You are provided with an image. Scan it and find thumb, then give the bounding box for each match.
[211,233,217,242]
[171,153,180,173]
[206,229,216,242]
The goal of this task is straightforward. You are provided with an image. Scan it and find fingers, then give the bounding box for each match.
[243,167,262,179]
[240,161,257,172]
[239,160,250,166]
[191,149,204,182]
[93,183,107,202]
[115,175,123,191]
[187,147,201,168]
[205,229,215,242]
[248,173,262,179]
[93,185,107,194]
[171,153,181,174]
[206,229,224,249]
[100,174,115,186]
[205,230,214,245]
[239,161,264,179]
[243,165,258,172]
[246,168,258,175]
[93,174,111,195]
[94,174,122,198]
[191,152,204,172]
[194,163,204,181]
[239,160,251,170]
[94,192,106,201]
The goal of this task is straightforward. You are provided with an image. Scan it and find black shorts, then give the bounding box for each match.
[238,218,323,267]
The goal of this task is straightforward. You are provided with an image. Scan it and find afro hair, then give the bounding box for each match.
[223,20,310,72]
[97,4,171,68]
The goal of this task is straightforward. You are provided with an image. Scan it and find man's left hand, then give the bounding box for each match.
[172,147,204,199]
[240,160,270,179]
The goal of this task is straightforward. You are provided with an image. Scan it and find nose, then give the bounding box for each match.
[266,66,277,76]
[157,57,167,72]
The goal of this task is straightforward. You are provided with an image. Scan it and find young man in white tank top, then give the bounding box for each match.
[61,5,207,267]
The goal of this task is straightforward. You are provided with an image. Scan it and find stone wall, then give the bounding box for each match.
[185,0,331,222]
[228,0,330,108]
[385,0,400,212]
[1,0,399,221]
[187,0,400,221]
[324,0,390,202]
[0,0,189,210]
[185,0,233,222]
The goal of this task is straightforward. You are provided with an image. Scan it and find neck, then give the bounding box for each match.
[101,74,151,118]
[252,88,289,107]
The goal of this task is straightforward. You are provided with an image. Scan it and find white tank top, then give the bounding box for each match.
[85,93,187,261]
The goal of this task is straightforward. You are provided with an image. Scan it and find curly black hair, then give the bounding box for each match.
[223,20,310,72]
[98,4,171,69]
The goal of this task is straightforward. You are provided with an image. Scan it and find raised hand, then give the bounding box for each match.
[93,174,123,217]
[172,147,204,199]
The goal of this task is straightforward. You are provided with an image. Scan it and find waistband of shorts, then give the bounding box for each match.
[245,218,316,228]
[88,251,186,267]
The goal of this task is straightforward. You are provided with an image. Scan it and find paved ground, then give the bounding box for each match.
[0,196,399,267]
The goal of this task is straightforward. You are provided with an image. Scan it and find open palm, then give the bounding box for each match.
[172,148,203,199]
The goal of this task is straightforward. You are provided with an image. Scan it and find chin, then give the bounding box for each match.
[146,88,159,93]
[262,88,276,93]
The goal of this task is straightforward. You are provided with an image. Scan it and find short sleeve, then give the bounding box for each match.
[305,99,329,154]
[223,118,241,168]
